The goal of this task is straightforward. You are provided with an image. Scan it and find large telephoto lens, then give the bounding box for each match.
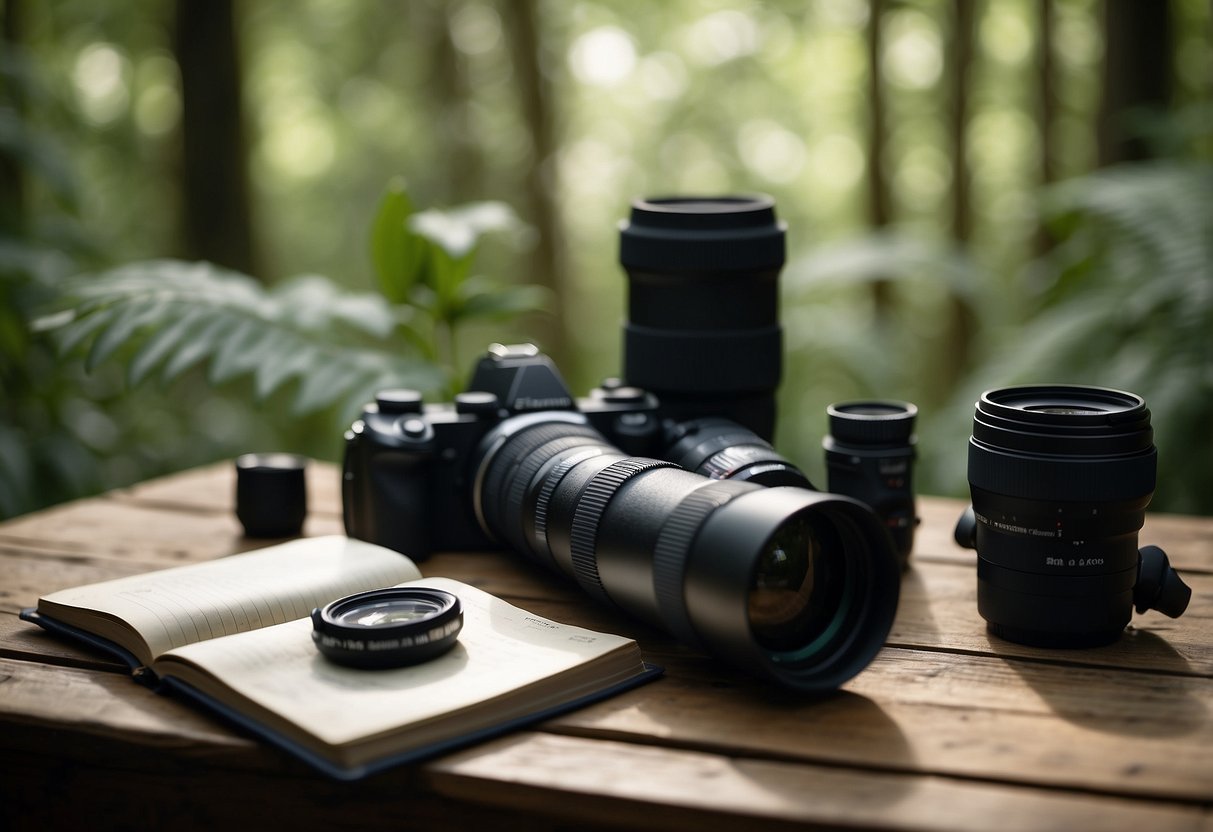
[473,412,901,692]
[619,196,785,440]
[964,384,1190,647]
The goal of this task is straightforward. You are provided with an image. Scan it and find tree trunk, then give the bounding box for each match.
[939,0,978,396]
[174,0,258,276]
[1037,0,1057,186]
[948,0,975,244]
[422,3,482,205]
[866,0,893,319]
[500,0,568,364]
[1,0,26,238]
[1098,0,1173,165]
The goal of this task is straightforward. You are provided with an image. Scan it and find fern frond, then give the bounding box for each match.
[35,260,446,414]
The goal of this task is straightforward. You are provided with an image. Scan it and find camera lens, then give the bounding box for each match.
[664,417,813,488]
[473,414,900,692]
[962,384,1190,647]
[311,587,463,669]
[823,401,918,568]
[619,196,786,439]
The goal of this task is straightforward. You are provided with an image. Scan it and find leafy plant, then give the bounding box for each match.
[35,181,550,418]
[941,160,1213,514]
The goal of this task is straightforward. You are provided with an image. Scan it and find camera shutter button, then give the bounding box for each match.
[400,418,428,439]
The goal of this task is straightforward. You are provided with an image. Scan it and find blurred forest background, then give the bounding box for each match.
[2,0,1210,520]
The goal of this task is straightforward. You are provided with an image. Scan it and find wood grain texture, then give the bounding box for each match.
[429,732,1210,832]
[3,462,1213,831]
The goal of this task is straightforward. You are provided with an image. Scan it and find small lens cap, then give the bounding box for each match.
[235,453,308,538]
[311,587,463,669]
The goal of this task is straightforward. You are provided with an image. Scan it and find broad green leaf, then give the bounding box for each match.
[207,317,265,384]
[128,306,207,384]
[409,201,519,259]
[254,339,317,399]
[292,354,372,415]
[272,274,396,337]
[85,297,169,371]
[160,315,234,382]
[458,281,551,321]
[53,305,118,354]
[370,179,424,304]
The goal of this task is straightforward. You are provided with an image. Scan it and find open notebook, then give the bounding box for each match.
[22,536,661,779]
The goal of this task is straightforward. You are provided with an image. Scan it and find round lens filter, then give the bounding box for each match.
[311,587,463,669]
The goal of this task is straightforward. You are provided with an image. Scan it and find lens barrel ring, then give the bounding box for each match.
[531,446,609,568]
[569,458,680,603]
[651,479,756,646]
[478,419,603,542]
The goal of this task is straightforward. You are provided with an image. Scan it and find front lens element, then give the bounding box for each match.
[334,596,446,628]
[748,516,847,652]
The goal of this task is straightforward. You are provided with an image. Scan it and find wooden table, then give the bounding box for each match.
[1,463,1210,831]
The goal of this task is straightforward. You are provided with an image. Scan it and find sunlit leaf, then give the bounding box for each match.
[370,179,425,304]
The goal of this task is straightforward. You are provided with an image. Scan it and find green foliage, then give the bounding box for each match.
[36,183,549,415]
[368,179,550,378]
[949,161,1213,513]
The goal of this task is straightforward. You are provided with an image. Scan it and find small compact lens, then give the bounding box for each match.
[960,384,1190,647]
[312,587,463,669]
[823,400,918,567]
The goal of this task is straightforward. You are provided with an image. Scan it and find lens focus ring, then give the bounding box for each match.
[651,480,755,646]
[569,458,679,603]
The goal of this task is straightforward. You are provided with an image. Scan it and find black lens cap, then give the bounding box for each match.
[311,587,463,669]
[235,453,308,538]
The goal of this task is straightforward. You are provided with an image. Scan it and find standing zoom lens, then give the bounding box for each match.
[473,412,901,692]
[964,385,1190,647]
[620,196,786,440]
[823,402,918,569]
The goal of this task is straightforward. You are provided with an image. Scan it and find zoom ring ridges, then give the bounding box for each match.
[651,480,754,646]
[568,458,678,604]
[533,447,607,561]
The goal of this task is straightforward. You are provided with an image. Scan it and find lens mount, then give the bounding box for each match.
[311,587,463,669]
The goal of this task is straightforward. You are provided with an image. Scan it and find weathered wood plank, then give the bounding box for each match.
[0,498,344,567]
[543,646,1213,802]
[429,732,1209,832]
[890,560,1213,676]
[109,460,342,516]
[1,655,1207,831]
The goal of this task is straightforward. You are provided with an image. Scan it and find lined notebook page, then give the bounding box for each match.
[154,577,638,750]
[39,536,421,660]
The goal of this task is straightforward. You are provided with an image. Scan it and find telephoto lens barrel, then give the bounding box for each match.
[619,196,786,440]
[962,384,1191,647]
[474,412,901,692]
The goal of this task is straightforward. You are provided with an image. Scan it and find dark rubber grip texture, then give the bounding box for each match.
[651,480,754,646]
[568,458,678,603]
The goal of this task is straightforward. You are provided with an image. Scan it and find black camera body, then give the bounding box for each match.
[343,343,805,558]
